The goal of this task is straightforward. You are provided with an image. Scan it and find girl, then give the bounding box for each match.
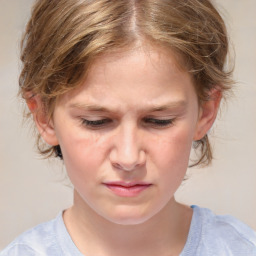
[1,0,255,255]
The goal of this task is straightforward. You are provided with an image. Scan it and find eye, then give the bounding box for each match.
[143,118,174,127]
[81,118,112,128]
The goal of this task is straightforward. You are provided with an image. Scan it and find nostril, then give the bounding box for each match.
[112,162,137,172]
[111,151,146,172]
[112,162,122,170]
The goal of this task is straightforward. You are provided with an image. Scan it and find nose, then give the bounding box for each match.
[109,124,146,171]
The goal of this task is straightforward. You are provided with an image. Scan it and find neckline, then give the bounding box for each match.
[56,205,202,256]
[180,205,202,256]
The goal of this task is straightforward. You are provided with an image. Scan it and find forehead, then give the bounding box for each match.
[57,45,197,110]
[89,44,187,78]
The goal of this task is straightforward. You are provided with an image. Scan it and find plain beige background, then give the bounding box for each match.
[0,0,256,250]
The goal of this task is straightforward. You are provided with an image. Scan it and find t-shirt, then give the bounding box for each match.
[1,205,256,256]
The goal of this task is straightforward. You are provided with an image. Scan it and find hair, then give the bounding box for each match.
[20,0,233,166]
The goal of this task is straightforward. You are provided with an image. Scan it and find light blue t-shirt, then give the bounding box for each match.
[1,206,256,255]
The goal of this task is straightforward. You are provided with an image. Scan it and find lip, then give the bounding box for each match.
[103,181,152,197]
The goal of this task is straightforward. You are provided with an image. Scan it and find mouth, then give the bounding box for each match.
[103,181,152,197]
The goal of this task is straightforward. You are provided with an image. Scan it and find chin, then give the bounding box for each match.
[101,206,157,226]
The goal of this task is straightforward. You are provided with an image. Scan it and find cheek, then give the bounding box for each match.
[58,130,111,179]
[154,132,193,191]
[150,126,194,165]
[148,126,194,187]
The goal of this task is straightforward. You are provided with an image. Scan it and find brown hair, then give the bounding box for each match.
[20,0,233,166]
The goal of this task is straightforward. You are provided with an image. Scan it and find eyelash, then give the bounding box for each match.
[143,118,174,127]
[81,119,112,127]
[81,118,174,128]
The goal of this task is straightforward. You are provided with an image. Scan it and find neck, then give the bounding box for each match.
[63,191,192,256]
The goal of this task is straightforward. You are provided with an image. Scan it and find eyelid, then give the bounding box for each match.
[78,115,176,129]
[81,118,113,128]
[142,117,175,127]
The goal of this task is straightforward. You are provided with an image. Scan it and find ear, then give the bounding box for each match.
[26,93,59,146]
[193,89,222,141]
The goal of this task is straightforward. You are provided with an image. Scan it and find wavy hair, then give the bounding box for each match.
[20,0,233,166]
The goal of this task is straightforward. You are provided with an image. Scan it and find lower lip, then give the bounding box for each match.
[104,184,152,197]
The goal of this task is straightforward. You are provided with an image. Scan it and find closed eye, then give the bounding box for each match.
[80,117,174,129]
[81,118,112,128]
[143,118,174,127]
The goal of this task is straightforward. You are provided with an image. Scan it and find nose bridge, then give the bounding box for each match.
[117,122,139,159]
[110,121,145,170]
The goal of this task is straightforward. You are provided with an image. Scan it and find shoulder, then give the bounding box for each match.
[198,206,256,245]
[182,206,256,256]
[0,214,63,256]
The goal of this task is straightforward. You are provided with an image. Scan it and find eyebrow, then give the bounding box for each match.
[148,101,187,112]
[69,103,111,112]
[69,100,187,113]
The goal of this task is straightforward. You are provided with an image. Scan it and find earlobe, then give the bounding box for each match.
[193,89,222,141]
[26,93,59,146]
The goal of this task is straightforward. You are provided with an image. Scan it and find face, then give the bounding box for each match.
[37,46,217,225]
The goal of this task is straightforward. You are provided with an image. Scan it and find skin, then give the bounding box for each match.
[33,45,220,256]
